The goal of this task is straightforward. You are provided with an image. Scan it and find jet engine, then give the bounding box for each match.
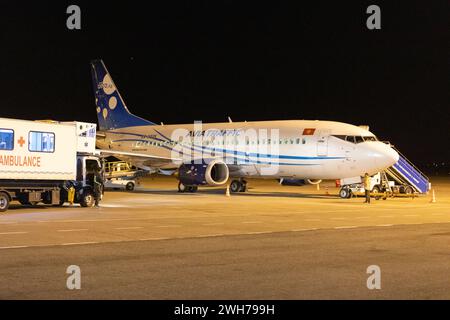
[178,159,229,186]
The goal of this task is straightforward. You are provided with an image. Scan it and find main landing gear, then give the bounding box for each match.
[178,182,198,193]
[177,180,248,193]
[230,179,247,193]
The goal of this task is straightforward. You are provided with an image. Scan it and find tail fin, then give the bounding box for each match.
[91,60,155,130]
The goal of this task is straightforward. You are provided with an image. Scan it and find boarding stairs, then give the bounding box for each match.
[385,146,430,194]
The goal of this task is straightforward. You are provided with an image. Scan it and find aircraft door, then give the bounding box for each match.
[317,136,329,156]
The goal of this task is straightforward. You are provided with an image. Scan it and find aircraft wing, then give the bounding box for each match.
[97,149,181,169]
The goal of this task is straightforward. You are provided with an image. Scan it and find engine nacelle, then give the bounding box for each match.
[306,179,322,185]
[178,159,229,186]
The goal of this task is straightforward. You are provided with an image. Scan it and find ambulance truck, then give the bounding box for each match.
[0,118,103,212]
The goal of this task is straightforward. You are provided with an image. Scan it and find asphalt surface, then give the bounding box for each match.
[0,176,449,299]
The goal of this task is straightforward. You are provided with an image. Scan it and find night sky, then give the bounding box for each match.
[1,1,448,167]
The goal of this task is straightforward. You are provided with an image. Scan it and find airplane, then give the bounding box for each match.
[91,60,399,193]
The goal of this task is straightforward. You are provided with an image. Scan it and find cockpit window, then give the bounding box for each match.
[363,136,377,142]
[332,135,377,144]
[345,136,355,143]
[332,135,347,141]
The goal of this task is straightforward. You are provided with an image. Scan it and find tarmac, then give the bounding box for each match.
[0,176,449,299]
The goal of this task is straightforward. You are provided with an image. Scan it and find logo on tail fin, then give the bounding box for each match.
[91,59,155,130]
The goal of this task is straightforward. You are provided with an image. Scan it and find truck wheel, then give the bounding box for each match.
[80,192,95,207]
[125,182,135,191]
[0,192,10,212]
[339,188,351,199]
[372,186,381,200]
[404,186,413,194]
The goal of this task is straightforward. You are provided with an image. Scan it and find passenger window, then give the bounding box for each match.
[355,136,364,143]
[0,129,14,150]
[29,131,55,152]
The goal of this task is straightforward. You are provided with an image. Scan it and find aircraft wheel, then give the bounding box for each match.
[188,186,198,193]
[239,180,248,192]
[178,182,187,193]
[230,180,242,193]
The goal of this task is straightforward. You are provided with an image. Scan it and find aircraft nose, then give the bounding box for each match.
[385,145,400,166]
[374,143,399,169]
[357,142,400,174]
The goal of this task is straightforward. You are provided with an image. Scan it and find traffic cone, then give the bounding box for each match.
[225,184,230,197]
[430,189,436,203]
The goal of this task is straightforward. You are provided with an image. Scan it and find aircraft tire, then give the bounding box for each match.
[230,180,241,193]
[178,182,187,193]
[239,180,247,192]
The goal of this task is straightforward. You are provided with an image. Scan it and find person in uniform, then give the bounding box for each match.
[363,173,371,204]
[93,163,103,207]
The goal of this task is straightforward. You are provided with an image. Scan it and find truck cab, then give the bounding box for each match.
[68,154,104,207]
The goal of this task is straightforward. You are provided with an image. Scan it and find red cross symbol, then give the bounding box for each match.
[17,136,26,147]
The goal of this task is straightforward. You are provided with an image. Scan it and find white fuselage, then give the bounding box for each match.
[97,119,399,180]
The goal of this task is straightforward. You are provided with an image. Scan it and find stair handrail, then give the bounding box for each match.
[390,145,429,181]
